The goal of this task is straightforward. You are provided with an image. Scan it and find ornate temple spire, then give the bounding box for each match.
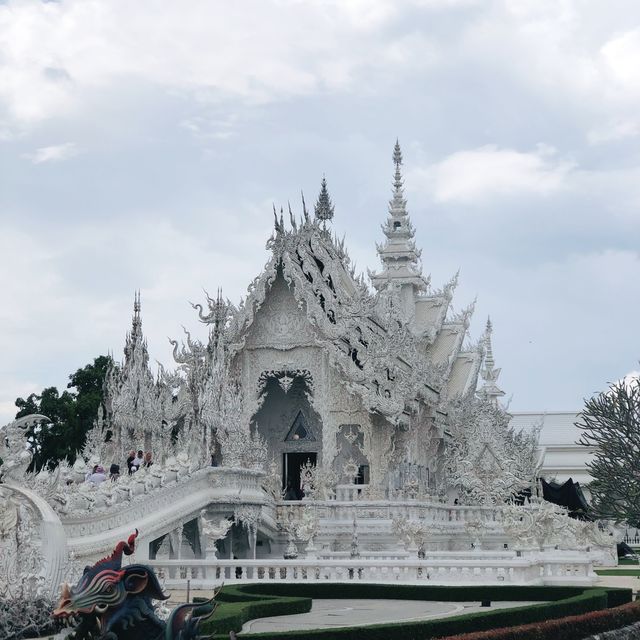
[314,176,335,224]
[478,317,505,405]
[123,290,149,369]
[370,140,427,293]
[132,289,142,340]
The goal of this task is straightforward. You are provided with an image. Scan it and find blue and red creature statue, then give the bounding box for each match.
[53,530,216,640]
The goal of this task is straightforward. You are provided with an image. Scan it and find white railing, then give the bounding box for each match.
[277,500,505,527]
[148,556,596,588]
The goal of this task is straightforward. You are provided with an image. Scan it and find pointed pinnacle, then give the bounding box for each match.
[314,175,335,222]
[393,139,402,167]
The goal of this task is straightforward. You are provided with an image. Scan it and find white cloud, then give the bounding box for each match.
[23,142,78,164]
[587,119,640,144]
[601,28,640,96]
[411,144,574,203]
[0,0,439,126]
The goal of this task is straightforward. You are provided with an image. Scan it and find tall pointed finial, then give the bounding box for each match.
[370,140,427,293]
[393,138,403,174]
[389,140,407,217]
[132,290,142,335]
[479,316,505,405]
[123,290,148,366]
[314,175,335,223]
[484,317,495,369]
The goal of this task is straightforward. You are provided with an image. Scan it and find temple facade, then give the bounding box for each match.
[101,142,535,503]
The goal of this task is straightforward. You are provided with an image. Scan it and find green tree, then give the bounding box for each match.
[14,355,113,470]
[577,375,640,527]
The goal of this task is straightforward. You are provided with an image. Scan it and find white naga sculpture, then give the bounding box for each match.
[199,511,233,559]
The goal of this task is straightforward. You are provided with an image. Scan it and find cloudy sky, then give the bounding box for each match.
[1,0,640,425]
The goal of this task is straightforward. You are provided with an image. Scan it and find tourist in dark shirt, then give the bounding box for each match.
[126,450,135,475]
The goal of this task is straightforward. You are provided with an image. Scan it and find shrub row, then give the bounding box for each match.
[234,583,631,609]
[198,583,631,640]
[198,591,311,635]
[439,599,640,640]
[237,582,587,603]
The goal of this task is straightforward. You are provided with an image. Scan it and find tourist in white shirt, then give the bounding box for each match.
[87,465,107,485]
[132,450,144,471]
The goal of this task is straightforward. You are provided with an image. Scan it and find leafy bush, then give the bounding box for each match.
[0,596,62,640]
[439,600,640,640]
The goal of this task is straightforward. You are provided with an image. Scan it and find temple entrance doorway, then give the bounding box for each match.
[283,452,316,500]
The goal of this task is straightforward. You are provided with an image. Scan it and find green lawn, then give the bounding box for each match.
[595,569,640,576]
[619,557,640,565]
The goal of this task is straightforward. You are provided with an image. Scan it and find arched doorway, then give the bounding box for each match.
[252,370,321,496]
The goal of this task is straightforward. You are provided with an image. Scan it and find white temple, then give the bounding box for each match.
[103,142,535,501]
[0,143,617,597]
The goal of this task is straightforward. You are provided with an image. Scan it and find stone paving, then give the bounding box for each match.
[241,598,542,634]
[596,573,640,597]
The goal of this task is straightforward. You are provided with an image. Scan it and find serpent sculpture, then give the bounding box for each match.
[53,530,216,639]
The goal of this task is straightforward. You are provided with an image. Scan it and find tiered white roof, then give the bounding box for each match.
[370,141,428,293]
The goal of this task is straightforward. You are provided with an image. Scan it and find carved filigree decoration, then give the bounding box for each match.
[233,505,262,531]
[444,397,540,504]
[342,457,360,484]
[257,369,314,395]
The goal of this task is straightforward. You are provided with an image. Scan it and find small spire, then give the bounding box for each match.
[314,175,335,223]
[479,316,505,404]
[393,138,402,166]
[123,290,148,368]
[389,140,408,217]
[132,290,142,337]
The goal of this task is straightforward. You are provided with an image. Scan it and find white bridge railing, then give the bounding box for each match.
[148,556,596,588]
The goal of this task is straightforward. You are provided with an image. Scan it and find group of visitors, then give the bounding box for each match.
[84,449,153,485]
[126,449,153,474]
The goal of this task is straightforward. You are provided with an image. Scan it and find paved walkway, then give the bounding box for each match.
[241,598,541,634]
[596,573,640,598]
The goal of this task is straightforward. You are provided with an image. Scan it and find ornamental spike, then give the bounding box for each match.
[301,190,310,223]
[288,201,297,230]
[314,175,335,223]
[479,315,505,404]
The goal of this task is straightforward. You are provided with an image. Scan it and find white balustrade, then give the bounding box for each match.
[148,555,596,589]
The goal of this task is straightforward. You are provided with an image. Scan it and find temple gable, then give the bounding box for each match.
[244,272,317,350]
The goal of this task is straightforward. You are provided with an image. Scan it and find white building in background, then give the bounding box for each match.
[510,411,594,489]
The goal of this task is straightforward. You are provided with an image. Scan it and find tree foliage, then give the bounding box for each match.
[14,355,113,471]
[577,375,640,527]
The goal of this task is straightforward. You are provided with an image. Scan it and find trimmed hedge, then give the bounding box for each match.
[238,583,587,602]
[439,600,640,640]
[199,591,311,635]
[198,583,632,640]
